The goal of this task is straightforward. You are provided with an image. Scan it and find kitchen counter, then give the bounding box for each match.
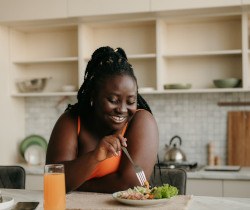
[19,163,250,180]
[187,166,250,180]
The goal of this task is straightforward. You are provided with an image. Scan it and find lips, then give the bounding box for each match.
[110,115,127,123]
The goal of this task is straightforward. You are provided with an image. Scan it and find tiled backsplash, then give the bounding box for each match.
[25,92,250,166]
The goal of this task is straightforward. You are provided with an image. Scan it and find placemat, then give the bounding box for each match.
[66,192,192,210]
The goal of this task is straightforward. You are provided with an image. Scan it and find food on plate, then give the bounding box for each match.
[116,181,178,200]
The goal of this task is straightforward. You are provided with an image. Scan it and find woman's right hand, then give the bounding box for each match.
[94,134,127,161]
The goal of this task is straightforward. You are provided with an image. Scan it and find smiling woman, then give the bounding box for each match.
[46,46,159,193]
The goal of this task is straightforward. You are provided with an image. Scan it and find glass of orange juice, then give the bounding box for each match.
[44,164,66,210]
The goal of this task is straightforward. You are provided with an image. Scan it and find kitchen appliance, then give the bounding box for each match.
[164,135,187,163]
[156,161,198,171]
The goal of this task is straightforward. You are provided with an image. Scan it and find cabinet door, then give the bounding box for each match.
[187,179,223,196]
[224,180,250,198]
[68,0,150,17]
[26,175,43,190]
[0,0,67,21]
[151,0,241,11]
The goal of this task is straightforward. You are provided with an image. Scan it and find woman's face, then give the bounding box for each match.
[93,74,137,132]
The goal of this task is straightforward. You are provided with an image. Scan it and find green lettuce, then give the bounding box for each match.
[152,184,178,199]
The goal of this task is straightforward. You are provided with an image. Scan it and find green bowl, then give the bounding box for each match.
[19,135,48,158]
[213,78,241,88]
[164,83,192,89]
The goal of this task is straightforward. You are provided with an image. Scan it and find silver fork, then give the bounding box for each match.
[121,146,147,186]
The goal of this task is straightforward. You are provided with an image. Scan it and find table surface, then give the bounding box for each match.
[1,188,250,210]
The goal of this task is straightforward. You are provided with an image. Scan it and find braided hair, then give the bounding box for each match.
[67,46,152,115]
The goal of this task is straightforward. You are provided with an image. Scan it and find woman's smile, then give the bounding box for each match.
[109,115,127,123]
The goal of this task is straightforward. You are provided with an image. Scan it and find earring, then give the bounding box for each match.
[90,100,93,107]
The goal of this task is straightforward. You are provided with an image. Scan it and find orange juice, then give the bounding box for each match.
[44,173,66,210]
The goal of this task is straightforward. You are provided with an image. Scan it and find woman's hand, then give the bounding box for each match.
[94,134,127,161]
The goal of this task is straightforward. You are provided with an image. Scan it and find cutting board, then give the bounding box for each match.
[227,111,250,166]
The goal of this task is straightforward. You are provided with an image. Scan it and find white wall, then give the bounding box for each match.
[0,25,25,164]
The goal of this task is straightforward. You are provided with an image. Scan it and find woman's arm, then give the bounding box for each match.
[46,111,128,193]
[78,110,159,193]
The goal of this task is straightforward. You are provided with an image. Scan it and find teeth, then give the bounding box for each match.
[111,116,126,123]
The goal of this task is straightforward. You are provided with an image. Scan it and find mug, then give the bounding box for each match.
[44,164,66,210]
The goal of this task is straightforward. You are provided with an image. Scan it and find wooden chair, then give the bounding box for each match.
[0,165,26,189]
[150,167,187,195]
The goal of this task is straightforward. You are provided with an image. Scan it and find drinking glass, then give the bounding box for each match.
[44,164,66,210]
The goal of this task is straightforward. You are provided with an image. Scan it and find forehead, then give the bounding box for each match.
[98,74,137,94]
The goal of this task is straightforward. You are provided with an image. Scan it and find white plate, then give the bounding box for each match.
[24,144,46,165]
[112,192,171,206]
[0,196,14,210]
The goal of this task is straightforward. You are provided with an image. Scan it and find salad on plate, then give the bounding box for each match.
[115,181,178,200]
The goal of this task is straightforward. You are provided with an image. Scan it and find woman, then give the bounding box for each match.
[46,46,159,193]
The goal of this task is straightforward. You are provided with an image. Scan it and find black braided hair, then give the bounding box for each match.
[67,46,152,115]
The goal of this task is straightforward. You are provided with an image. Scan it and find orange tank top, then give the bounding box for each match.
[77,116,127,180]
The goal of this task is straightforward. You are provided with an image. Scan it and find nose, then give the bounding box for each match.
[116,102,127,113]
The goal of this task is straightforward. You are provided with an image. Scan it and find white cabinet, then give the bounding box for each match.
[78,20,156,89]
[156,15,244,92]
[187,179,223,197]
[10,25,79,96]
[68,0,150,17]
[0,0,67,22]
[26,174,43,190]
[224,180,250,198]
[150,0,242,11]
[187,179,250,198]
[8,10,250,97]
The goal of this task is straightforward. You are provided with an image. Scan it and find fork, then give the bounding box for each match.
[121,146,147,186]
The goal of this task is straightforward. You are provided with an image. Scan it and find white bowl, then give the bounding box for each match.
[61,85,77,92]
[16,77,51,93]
[24,145,46,165]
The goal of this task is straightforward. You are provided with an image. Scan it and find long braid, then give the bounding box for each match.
[67,46,152,115]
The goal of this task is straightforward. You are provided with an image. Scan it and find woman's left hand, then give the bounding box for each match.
[94,134,127,161]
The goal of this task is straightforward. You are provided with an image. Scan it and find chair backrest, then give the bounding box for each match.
[0,166,26,189]
[150,167,187,195]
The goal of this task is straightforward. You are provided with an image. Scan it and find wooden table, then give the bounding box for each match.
[1,188,250,210]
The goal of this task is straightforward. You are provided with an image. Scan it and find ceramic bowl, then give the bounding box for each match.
[24,145,46,165]
[16,77,51,93]
[61,85,77,92]
[213,78,241,88]
[164,83,192,89]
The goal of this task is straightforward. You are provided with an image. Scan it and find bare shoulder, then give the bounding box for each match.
[126,109,158,143]
[131,109,157,126]
[46,110,78,163]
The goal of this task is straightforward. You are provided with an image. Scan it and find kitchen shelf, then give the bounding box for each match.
[11,91,77,97]
[9,12,250,97]
[10,24,79,96]
[13,57,78,64]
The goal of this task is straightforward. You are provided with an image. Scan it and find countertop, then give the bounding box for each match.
[1,188,250,210]
[187,166,250,180]
[18,163,250,180]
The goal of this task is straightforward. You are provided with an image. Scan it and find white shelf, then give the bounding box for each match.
[8,12,250,96]
[164,50,242,58]
[11,91,77,97]
[13,57,78,64]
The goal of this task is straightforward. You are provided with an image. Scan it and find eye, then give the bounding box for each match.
[127,97,136,105]
[108,97,119,104]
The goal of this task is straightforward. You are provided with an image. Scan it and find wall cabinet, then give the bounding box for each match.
[10,25,79,96]
[68,0,150,17]
[26,174,43,190]
[187,179,250,198]
[8,11,250,97]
